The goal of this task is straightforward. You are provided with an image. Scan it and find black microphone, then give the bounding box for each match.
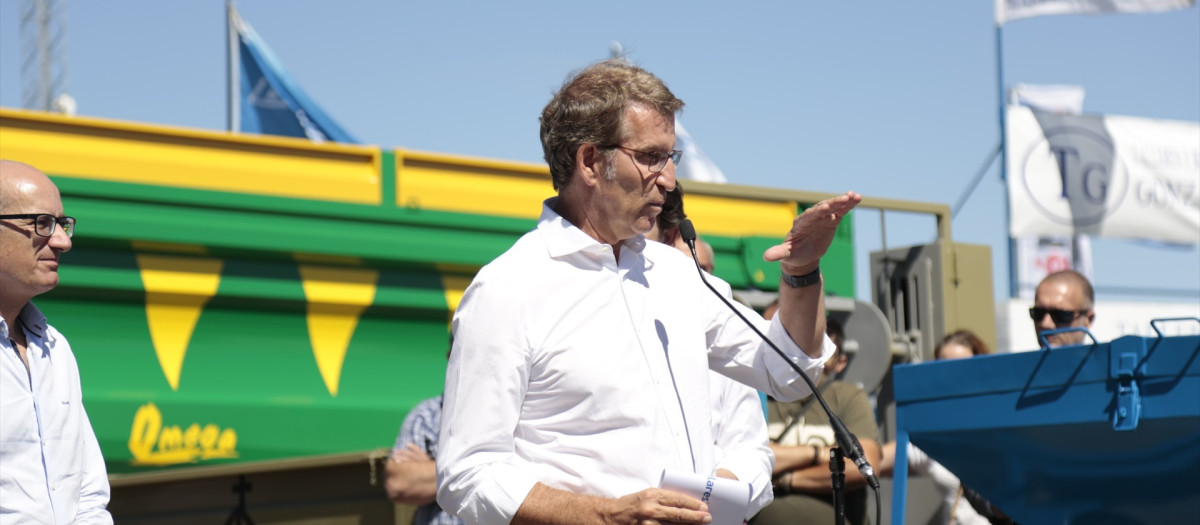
[678,219,880,491]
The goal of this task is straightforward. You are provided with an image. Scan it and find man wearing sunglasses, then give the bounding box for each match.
[0,160,112,523]
[437,60,861,525]
[1030,270,1096,348]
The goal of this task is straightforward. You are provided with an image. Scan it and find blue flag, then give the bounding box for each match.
[231,9,358,143]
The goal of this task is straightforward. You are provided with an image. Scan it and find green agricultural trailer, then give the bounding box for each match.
[0,108,989,524]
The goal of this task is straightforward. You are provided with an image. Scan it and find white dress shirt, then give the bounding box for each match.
[710,373,774,518]
[1,303,113,525]
[436,200,832,524]
[705,274,774,518]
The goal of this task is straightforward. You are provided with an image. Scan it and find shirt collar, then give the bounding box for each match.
[538,197,647,259]
[0,302,48,341]
[19,302,48,338]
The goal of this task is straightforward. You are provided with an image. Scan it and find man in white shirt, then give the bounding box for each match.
[436,60,861,525]
[0,160,113,524]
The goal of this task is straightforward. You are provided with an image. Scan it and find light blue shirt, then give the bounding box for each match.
[1,302,112,525]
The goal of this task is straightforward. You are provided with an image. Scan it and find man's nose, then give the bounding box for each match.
[49,226,72,252]
[657,163,677,192]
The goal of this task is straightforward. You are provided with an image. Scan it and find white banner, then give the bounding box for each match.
[675,121,728,184]
[1006,106,1200,244]
[996,0,1196,25]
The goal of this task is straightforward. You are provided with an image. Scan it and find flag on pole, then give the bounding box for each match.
[227,5,358,143]
[996,0,1195,25]
[674,121,728,183]
[1010,83,1086,115]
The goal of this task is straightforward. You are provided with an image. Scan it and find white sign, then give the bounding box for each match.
[1014,235,1094,300]
[1006,106,1200,245]
[996,0,1196,25]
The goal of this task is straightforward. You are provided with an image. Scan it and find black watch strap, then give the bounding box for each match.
[781,266,821,288]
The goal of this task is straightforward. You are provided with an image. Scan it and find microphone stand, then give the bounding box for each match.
[678,220,881,506]
[830,447,846,525]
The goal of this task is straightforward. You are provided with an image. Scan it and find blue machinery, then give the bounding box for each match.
[891,320,1200,524]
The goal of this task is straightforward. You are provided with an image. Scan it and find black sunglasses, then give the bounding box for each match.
[1028,307,1087,326]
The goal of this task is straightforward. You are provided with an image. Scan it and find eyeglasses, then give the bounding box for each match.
[0,213,76,238]
[1028,306,1087,326]
[601,145,682,174]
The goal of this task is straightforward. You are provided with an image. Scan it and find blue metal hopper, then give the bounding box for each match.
[891,325,1200,524]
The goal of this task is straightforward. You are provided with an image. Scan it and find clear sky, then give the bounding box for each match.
[2,1,1197,307]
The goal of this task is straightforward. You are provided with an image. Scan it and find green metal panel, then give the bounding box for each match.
[738,210,855,298]
[38,168,858,477]
[43,176,538,475]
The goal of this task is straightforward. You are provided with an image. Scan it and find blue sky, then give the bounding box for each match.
[1,1,1197,305]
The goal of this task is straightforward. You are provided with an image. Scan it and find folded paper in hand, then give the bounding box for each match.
[660,469,752,525]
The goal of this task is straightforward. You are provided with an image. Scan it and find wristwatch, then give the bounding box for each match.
[781,266,821,288]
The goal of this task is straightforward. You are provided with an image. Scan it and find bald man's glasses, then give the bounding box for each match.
[0,214,76,238]
[1029,307,1086,326]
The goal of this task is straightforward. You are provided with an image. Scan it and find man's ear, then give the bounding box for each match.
[576,143,603,187]
[1084,309,1095,327]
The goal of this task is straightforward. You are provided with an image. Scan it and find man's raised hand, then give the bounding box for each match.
[763,191,862,275]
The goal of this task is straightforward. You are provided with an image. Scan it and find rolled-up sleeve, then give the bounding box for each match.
[436,277,536,525]
[704,282,833,403]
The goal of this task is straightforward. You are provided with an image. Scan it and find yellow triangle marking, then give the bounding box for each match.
[298,265,378,397]
[439,274,474,324]
[136,255,223,391]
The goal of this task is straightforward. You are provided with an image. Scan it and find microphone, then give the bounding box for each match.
[678,219,880,491]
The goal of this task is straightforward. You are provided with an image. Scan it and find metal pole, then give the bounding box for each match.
[996,25,1017,298]
[226,0,240,133]
[952,143,1002,219]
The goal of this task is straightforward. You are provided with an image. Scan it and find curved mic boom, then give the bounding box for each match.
[678,219,879,491]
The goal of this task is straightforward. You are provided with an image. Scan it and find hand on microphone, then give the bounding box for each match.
[763,191,862,274]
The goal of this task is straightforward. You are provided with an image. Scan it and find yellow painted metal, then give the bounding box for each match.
[396,152,802,238]
[0,109,382,204]
[397,149,554,219]
[298,265,380,397]
[137,255,225,391]
[439,274,475,325]
[683,193,796,238]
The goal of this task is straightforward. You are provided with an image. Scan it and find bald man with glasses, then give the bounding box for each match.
[1,160,113,524]
[1030,269,1096,348]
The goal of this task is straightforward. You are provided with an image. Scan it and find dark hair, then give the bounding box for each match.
[825,316,845,342]
[539,60,684,191]
[934,329,989,359]
[655,183,686,233]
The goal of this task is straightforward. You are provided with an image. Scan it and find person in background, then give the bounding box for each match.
[751,315,881,525]
[436,59,859,525]
[878,330,1003,525]
[0,160,113,524]
[385,339,462,525]
[1030,270,1095,348]
[649,184,775,520]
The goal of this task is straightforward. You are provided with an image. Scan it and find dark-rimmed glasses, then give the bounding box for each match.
[601,145,682,174]
[1028,306,1086,326]
[0,214,76,238]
